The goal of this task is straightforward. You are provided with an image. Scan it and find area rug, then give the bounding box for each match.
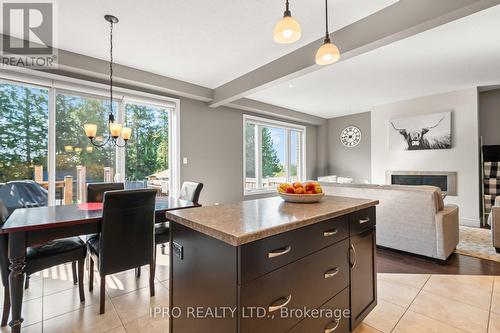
[455,226,500,262]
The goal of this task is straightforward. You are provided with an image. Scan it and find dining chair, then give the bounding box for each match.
[87,182,124,202]
[0,200,86,327]
[155,182,203,255]
[134,181,204,279]
[87,189,157,314]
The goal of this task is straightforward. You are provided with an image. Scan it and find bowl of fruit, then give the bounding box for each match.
[277,182,325,203]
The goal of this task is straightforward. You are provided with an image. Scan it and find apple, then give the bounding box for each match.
[304,182,315,192]
[294,187,305,194]
[305,190,314,195]
[314,185,323,194]
[292,182,303,189]
[285,186,295,194]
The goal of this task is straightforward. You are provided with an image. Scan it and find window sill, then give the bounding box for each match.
[244,189,278,197]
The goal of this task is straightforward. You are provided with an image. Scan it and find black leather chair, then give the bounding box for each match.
[87,183,124,202]
[155,182,203,255]
[87,189,157,314]
[0,200,86,327]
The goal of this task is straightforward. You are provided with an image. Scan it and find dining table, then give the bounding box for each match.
[0,197,199,333]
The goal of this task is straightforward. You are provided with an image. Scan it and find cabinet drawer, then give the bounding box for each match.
[239,215,349,283]
[240,239,349,333]
[286,287,350,333]
[350,207,375,235]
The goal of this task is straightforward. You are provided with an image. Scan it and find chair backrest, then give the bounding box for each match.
[179,182,203,204]
[98,189,157,275]
[0,200,10,287]
[87,182,124,202]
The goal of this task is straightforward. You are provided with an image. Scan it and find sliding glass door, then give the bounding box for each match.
[124,101,170,195]
[0,73,179,206]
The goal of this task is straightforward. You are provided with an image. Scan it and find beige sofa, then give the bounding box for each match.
[490,197,500,252]
[321,183,459,261]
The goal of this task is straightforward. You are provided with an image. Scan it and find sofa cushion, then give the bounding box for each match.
[379,185,444,212]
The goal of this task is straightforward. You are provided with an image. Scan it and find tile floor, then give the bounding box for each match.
[357,273,500,333]
[0,247,170,333]
[5,250,500,333]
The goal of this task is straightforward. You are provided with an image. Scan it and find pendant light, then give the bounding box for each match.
[84,15,131,148]
[273,0,301,44]
[316,0,340,66]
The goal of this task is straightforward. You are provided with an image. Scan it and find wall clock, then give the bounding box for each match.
[340,126,362,147]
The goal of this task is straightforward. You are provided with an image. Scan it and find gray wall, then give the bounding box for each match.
[180,97,320,205]
[479,89,500,145]
[327,112,371,184]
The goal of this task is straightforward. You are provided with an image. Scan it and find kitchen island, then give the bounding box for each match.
[166,195,379,333]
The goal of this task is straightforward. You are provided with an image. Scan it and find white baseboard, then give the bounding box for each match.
[459,217,480,227]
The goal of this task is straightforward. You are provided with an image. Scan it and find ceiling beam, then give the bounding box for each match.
[228,98,326,125]
[209,0,500,108]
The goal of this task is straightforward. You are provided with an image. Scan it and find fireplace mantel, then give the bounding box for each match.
[385,171,457,196]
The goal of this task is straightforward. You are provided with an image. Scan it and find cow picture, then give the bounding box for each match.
[389,111,452,151]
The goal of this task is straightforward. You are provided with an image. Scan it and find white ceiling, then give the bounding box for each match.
[248,5,500,118]
[16,0,397,89]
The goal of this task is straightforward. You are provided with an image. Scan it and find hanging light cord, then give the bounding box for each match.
[109,19,114,120]
[284,0,291,17]
[324,0,331,43]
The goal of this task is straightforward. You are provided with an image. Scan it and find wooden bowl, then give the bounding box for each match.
[278,192,325,203]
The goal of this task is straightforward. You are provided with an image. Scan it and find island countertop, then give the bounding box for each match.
[165,195,378,246]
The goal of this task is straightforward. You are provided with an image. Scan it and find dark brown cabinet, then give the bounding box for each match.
[350,227,377,329]
[170,206,377,333]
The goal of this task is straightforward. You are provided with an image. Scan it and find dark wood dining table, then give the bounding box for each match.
[0,197,199,333]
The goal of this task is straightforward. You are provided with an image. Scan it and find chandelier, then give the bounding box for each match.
[84,15,131,148]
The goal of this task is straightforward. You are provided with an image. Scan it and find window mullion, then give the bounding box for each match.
[256,125,262,189]
[285,129,291,184]
[47,87,56,206]
[298,132,303,181]
[115,100,126,183]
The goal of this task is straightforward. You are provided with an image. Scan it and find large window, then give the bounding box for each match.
[244,115,305,194]
[0,73,179,206]
[125,101,170,195]
[55,92,117,203]
[0,82,49,183]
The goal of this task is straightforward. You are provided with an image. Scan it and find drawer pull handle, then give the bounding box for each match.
[324,267,340,279]
[359,217,371,224]
[268,246,292,259]
[349,243,357,269]
[268,294,292,313]
[324,319,340,333]
[323,229,338,237]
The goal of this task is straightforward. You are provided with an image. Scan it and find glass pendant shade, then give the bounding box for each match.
[121,127,132,141]
[315,40,340,65]
[274,16,301,44]
[109,123,122,138]
[84,124,97,139]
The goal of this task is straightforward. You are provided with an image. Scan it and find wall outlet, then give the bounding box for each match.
[183,157,188,165]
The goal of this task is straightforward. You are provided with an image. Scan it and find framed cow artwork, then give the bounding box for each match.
[389,111,452,151]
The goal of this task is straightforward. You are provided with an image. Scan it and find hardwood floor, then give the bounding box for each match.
[377,246,500,275]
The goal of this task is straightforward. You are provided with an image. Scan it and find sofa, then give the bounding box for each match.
[490,197,500,252]
[321,183,459,261]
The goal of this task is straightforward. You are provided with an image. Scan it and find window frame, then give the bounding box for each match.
[243,114,306,196]
[0,70,181,204]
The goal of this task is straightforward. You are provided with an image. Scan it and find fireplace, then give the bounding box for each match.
[385,171,457,196]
